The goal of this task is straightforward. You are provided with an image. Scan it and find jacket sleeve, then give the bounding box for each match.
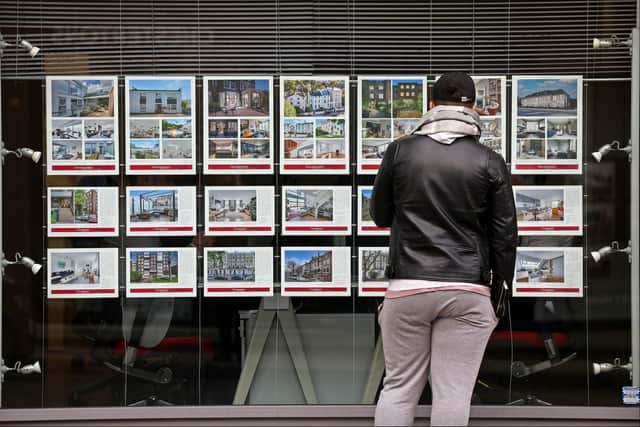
[487,151,518,288]
[370,140,397,228]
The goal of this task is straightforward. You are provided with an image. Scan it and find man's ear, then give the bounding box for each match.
[428,100,436,110]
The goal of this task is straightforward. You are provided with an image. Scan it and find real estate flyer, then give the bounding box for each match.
[205,186,275,236]
[357,76,427,174]
[513,247,584,297]
[511,76,583,174]
[357,186,389,235]
[126,247,197,297]
[472,76,507,159]
[280,76,350,174]
[125,76,196,175]
[358,247,389,297]
[47,248,119,298]
[46,76,119,175]
[48,187,119,237]
[514,185,583,235]
[281,247,351,297]
[204,247,274,297]
[281,186,352,235]
[126,186,197,236]
[203,76,274,174]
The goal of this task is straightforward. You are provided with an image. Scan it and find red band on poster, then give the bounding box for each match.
[50,227,116,233]
[283,287,348,292]
[285,226,349,231]
[361,287,388,293]
[208,226,272,232]
[50,289,116,295]
[361,226,390,231]
[206,287,271,293]
[129,288,194,293]
[52,165,116,171]
[518,226,580,231]
[515,287,581,293]
[208,164,271,170]
[515,164,579,170]
[283,164,346,170]
[129,164,193,170]
[361,164,380,170]
[129,226,193,232]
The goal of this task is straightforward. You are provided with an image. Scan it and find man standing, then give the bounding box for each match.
[372,72,517,426]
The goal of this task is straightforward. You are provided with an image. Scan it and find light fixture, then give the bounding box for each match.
[593,34,633,50]
[593,357,632,378]
[1,252,42,276]
[0,360,41,381]
[1,141,41,164]
[592,140,632,162]
[590,241,632,263]
[18,39,39,58]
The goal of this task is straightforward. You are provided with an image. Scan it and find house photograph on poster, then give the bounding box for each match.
[284,139,313,159]
[315,139,345,159]
[130,139,160,159]
[241,139,269,158]
[85,120,114,139]
[361,249,388,282]
[162,139,192,159]
[286,189,333,222]
[51,119,82,139]
[209,119,238,138]
[240,119,270,138]
[285,250,332,282]
[284,118,314,138]
[516,251,565,283]
[517,79,578,117]
[51,79,115,117]
[363,119,392,139]
[517,139,545,160]
[209,189,257,222]
[473,78,502,115]
[52,140,82,160]
[128,79,192,117]
[50,189,98,224]
[208,79,270,117]
[283,80,345,117]
[361,188,373,221]
[130,119,160,138]
[361,79,391,118]
[392,79,423,118]
[547,139,578,159]
[129,190,178,223]
[130,251,179,283]
[515,188,564,221]
[361,139,390,159]
[207,250,256,281]
[209,139,239,159]
[85,140,115,160]
[162,119,192,139]
[51,251,101,285]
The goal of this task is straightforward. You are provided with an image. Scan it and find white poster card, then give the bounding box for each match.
[48,248,119,298]
[472,76,507,158]
[513,247,583,297]
[281,247,351,297]
[48,187,119,237]
[204,247,274,297]
[203,76,274,174]
[126,247,197,298]
[125,76,196,174]
[282,186,352,235]
[358,247,389,297]
[280,76,350,174]
[126,186,196,236]
[511,76,583,174]
[514,185,583,235]
[357,76,427,174]
[357,186,389,235]
[46,76,119,175]
[205,186,275,236]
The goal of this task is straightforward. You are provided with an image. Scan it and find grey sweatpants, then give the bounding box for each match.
[374,290,498,427]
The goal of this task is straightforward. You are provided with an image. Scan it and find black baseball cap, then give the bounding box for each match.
[433,72,476,104]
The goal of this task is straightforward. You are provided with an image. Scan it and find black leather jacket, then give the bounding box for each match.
[370,134,518,289]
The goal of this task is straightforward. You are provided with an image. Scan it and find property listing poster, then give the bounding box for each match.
[126,247,197,297]
[204,247,274,297]
[281,247,351,297]
[126,186,197,236]
[203,76,274,174]
[513,247,584,297]
[357,186,389,235]
[47,248,119,298]
[281,186,352,235]
[472,76,507,158]
[511,76,583,174]
[280,76,349,174]
[125,76,196,174]
[46,76,119,175]
[205,186,275,236]
[357,76,427,174]
[514,185,583,236]
[358,247,389,297]
[48,187,119,237]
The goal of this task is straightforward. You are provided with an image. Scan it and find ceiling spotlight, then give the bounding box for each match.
[592,140,631,162]
[591,241,632,263]
[1,141,42,165]
[593,34,632,50]
[18,39,39,57]
[1,252,42,276]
